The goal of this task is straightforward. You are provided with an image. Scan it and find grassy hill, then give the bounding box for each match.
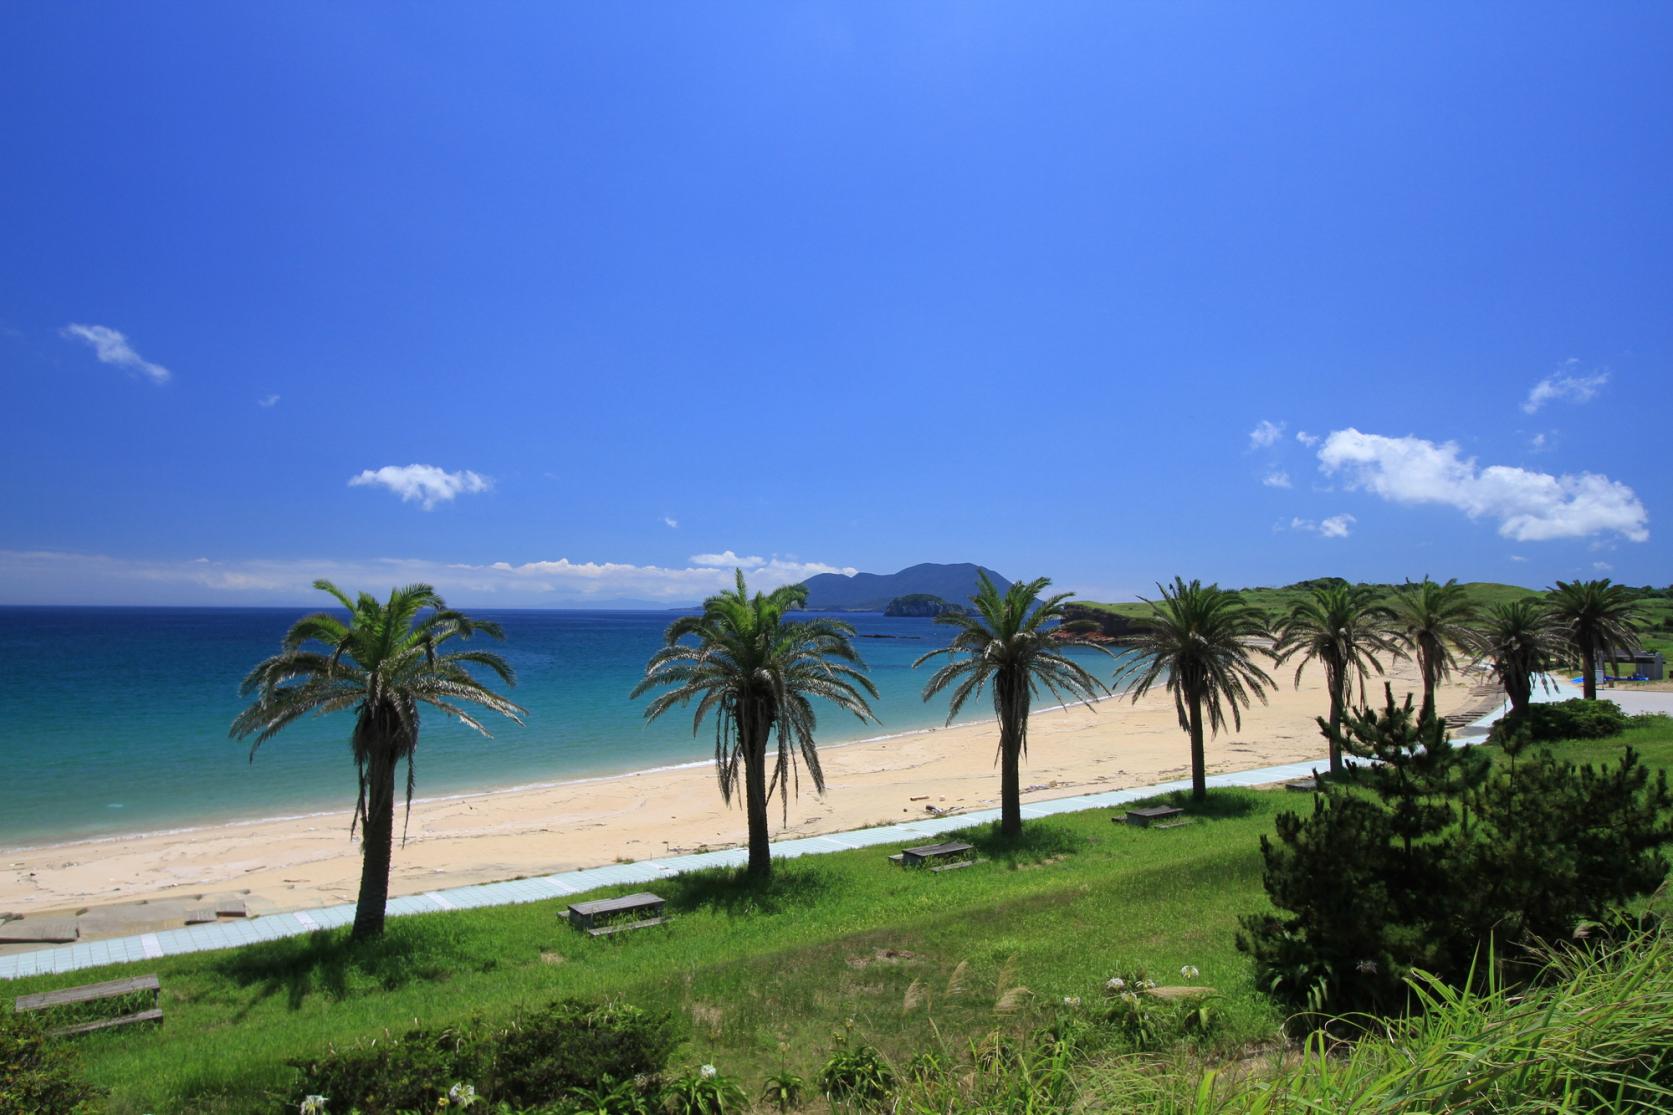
[1076,578,1542,623]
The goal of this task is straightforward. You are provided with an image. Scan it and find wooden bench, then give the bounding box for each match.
[15,974,162,1037]
[894,841,977,868]
[567,893,667,936]
[1122,806,1186,828]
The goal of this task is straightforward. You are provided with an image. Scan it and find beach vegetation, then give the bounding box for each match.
[1489,696,1631,746]
[1239,685,1672,1022]
[230,581,524,941]
[1273,582,1402,777]
[1477,598,1566,717]
[1547,578,1644,699]
[284,998,676,1114]
[1387,577,1481,721]
[1115,577,1276,800]
[633,570,879,880]
[914,572,1112,835]
[0,1008,101,1114]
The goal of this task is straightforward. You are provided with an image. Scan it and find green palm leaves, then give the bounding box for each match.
[1547,578,1643,700]
[1275,582,1400,776]
[634,570,878,879]
[1388,578,1481,721]
[1478,598,1565,717]
[230,580,522,939]
[1115,578,1274,800]
[915,574,1110,836]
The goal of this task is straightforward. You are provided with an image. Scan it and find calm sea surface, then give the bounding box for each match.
[0,607,1121,846]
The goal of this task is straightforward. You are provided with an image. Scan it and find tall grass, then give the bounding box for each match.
[1085,923,1673,1113]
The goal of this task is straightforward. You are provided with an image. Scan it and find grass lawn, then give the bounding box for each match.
[10,710,1671,1113]
[10,790,1291,1113]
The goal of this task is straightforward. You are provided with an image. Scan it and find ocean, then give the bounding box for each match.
[0,606,1121,847]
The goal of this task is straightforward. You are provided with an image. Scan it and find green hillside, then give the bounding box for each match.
[1080,578,1539,622]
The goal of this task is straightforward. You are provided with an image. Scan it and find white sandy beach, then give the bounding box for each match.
[0,660,1498,946]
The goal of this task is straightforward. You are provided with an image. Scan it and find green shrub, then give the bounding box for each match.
[285,999,674,1114]
[1490,698,1629,745]
[0,1009,100,1115]
[1240,687,1673,1024]
[818,1036,895,1111]
[659,1064,748,1114]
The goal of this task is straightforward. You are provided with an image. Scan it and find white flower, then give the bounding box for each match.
[700,1064,718,1080]
[1062,995,1082,1007]
[1106,977,1126,991]
[1142,979,1157,990]
[447,1083,478,1107]
[1181,965,1200,981]
[300,1098,329,1115]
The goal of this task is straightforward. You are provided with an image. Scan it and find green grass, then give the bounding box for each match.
[9,791,1291,1113]
[13,711,1673,1113]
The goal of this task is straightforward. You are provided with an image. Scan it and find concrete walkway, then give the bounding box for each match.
[4,677,1638,982]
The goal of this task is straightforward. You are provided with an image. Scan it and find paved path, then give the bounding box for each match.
[7,678,1649,981]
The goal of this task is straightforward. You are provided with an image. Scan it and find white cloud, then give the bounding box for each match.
[1528,431,1549,451]
[258,394,280,408]
[1593,561,1614,572]
[1509,554,1528,562]
[348,464,492,510]
[0,549,857,606]
[60,323,171,385]
[1249,420,1285,450]
[690,550,765,568]
[1263,470,1292,489]
[663,516,679,529]
[1522,362,1609,414]
[1290,513,1355,539]
[1295,430,1320,448]
[1317,428,1648,543]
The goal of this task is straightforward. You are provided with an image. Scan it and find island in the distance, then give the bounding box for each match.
[882,593,970,618]
[799,562,1011,612]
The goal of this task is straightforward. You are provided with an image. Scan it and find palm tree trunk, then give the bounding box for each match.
[351,747,396,942]
[1506,665,1533,718]
[1326,671,1345,777]
[743,726,772,880]
[1581,640,1597,701]
[1418,649,1436,725]
[1187,690,1207,801]
[998,669,1026,838]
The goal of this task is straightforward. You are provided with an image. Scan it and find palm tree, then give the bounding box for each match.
[1388,578,1481,722]
[633,571,877,880]
[915,574,1111,836]
[1547,579,1642,700]
[1274,583,1400,776]
[231,581,523,941]
[1477,598,1564,717]
[1114,578,1275,801]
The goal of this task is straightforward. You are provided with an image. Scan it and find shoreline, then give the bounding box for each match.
[1,662,1493,948]
[0,699,1108,856]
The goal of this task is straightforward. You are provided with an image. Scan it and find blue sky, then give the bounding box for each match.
[2,4,1668,606]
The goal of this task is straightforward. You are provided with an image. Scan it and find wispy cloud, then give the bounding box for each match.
[60,323,171,385]
[1290,513,1355,539]
[1317,428,1648,542]
[1249,419,1285,450]
[1522,361,1609,414]
[663,515,679,529]
[348,464,492,510]
[0,549,857,606]
[1263,470,1292,489]
[257,394,280,408]
[1593,560,1614,573]
[1295,430,1320,448]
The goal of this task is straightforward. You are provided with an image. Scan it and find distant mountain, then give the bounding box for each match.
[801,563,1011,612]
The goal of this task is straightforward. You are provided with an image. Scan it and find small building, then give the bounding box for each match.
[1609,650,1665,681]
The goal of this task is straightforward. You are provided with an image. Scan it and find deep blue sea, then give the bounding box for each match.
[0,607,1118,846]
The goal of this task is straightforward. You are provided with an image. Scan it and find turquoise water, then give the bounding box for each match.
[0,607,1120,846]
